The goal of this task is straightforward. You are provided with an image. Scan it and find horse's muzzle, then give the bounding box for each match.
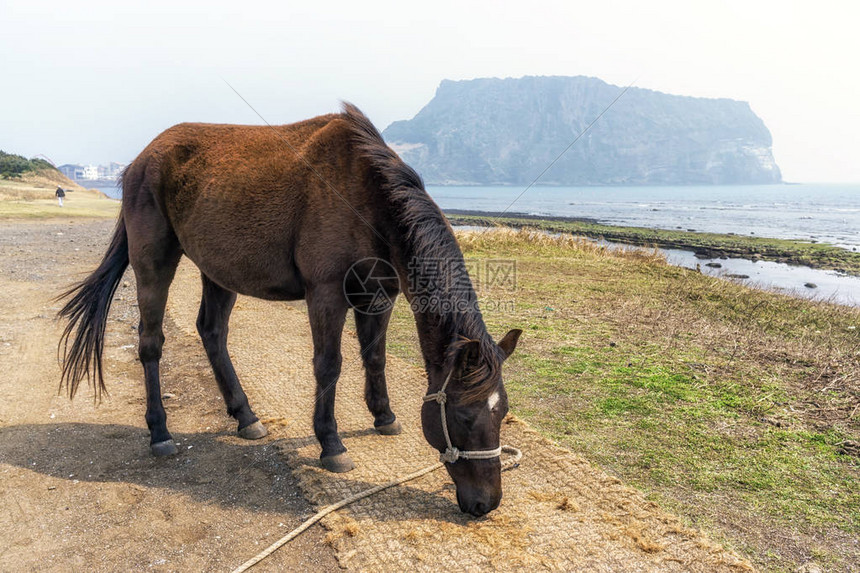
[457,489,502,517]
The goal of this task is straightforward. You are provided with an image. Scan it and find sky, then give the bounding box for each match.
[1,0,858,183]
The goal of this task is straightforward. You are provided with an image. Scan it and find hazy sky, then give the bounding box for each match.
[2,0,858,182]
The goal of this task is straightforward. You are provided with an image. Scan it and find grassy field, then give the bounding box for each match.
[0,177,119,219]
[446,213,860,276]
[381,228,860,572]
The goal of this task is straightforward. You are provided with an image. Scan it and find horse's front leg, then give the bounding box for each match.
[354,306,401,435]
[307,284,353,472]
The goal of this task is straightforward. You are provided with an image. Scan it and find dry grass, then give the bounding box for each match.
[0,178,119,219]
[324,514,362,546]
[527,490,581,512]
[399,514,555,569]
[456,227,666,264]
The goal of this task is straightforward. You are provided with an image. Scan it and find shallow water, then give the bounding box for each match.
[660,248,858,306]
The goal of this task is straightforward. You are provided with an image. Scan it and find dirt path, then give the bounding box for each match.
[1,218,754,571]
[0,219,336,572]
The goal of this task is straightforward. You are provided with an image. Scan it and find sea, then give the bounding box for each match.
[87,181,860,306]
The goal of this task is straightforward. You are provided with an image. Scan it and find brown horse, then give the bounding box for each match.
[57,103,521,517]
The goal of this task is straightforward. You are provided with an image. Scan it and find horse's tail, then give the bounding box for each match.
[56,214,130,399]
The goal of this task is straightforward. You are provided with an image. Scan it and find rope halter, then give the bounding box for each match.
[423,370,503,464]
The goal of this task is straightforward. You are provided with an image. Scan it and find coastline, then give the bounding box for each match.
[444,209,860,277]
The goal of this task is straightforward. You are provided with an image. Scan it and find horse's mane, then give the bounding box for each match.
[341,102,501,402]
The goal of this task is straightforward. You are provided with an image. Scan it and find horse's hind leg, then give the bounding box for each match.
[127,218,182,456]
[196,274,267,439]
[354,307,401,435]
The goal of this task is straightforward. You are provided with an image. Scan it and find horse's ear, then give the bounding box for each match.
[455,339,482,371]
[498,329,522,359]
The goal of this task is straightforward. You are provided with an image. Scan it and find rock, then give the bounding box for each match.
[837,440,859,457]
[726,274,750,279]
[804,282,817,289]
[384,76,781,186]
[705,262,722,268]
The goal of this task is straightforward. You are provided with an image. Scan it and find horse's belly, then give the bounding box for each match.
[182,240,305,301]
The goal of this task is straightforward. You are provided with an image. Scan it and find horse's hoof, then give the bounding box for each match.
[321,453,355,473]
[376,420,402,435]
[151,439,178,457]
[238,420,268,440]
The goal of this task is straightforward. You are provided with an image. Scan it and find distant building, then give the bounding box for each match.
[58,164,86,180]
[58,161,127,181]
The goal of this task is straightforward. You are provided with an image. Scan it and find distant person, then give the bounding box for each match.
[55,186,65,207]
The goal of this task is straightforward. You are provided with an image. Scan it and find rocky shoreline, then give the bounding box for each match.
[444,210,860,276]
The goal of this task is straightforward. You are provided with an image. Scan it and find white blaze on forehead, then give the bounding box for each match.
[487,391,501,411]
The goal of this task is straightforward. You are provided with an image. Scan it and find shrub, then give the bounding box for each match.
[0,151,57,179]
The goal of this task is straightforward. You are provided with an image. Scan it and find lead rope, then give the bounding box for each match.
[231,371,520,573]
[230,445,522,573]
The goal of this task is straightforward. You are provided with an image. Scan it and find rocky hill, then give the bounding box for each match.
[382,76,781,186]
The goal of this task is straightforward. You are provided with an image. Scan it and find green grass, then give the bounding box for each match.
[385,227,860,572]
[510,346,857,525]
[446,213,860,276]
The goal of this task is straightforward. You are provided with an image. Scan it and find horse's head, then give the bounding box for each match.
[421,329,522,517]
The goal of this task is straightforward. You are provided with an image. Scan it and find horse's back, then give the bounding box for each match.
[136,113,346,193]
[122,113,380,299]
